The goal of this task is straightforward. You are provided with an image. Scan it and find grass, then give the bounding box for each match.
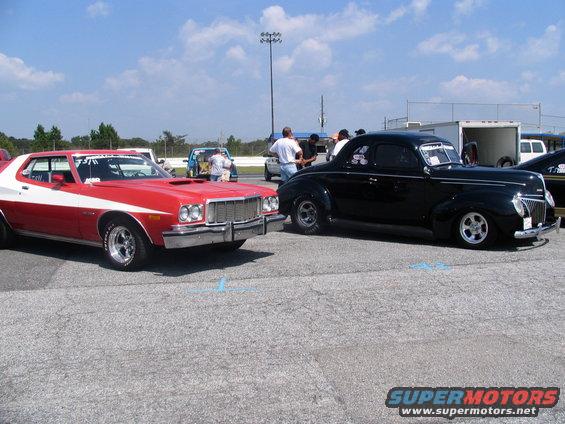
[174,165,264,176]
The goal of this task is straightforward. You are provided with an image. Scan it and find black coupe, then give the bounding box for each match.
[277,132,560,248]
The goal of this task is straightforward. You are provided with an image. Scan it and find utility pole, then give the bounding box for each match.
[260,32,282,139]
[318,95,327,133]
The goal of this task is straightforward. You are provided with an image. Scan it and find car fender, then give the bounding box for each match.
[277,176,332,216]
[431,189,517,238]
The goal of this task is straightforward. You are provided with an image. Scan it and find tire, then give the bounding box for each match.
[291,196,325,235]
[103,219,152,271]
[0,218,15,249]
[264,165,272,181]
[455,211,498,249]
[213,240,246,252]
[496,156,515,167]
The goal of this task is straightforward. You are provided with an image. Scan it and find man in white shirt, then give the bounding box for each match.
[208,149,231,181]
[330,129,350,160]
[269,127,303,183]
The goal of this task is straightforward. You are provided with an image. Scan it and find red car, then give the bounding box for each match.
[0,150,284,270]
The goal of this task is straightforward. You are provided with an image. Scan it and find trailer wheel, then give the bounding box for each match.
[496,156,515,167]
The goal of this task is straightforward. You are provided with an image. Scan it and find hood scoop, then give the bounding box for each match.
[169,178,206,185]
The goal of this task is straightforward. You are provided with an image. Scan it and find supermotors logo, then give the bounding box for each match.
[386,387,560,419]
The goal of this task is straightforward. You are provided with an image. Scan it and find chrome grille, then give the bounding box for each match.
[207,197,260,224]
[522,198,546,225]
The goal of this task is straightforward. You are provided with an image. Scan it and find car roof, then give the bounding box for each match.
[30,150,140,156]
[352,131,446,147]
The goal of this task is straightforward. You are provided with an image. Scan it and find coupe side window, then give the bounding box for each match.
[374,145,419,170]
[346,145,371,166]
[22,156,75,183]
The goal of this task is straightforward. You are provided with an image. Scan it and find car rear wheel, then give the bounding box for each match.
[264,165,272,181]
[455,211,497,249]
[0,218,14,249]
[213,240,246,252]
[291,197,325,235]
[103,219,152,270]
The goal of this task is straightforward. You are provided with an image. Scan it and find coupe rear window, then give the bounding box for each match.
[73,155,169,183]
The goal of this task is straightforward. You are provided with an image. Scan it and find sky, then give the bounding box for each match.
[0,0,564,142]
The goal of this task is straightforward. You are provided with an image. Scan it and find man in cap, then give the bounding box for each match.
[330,129,350,160]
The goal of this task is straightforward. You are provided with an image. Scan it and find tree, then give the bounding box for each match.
[48,126,68,150]
[225,135,242,155]
[90,123,120,149]
[155,130,187,157]
[71,135,91,149]
[31,124,50,152]
[0,132,17,157]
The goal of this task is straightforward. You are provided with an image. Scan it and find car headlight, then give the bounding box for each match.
[545,190,555,208]
[512,194,525,217]
[179,204,203,222]
[262,196,279,213]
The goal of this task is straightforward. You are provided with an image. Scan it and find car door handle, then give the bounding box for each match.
[21,185,29,190]
[368,177,378,183]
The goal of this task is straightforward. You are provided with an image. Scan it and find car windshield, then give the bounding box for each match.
[419,142,462,166]
[72,154,170,183]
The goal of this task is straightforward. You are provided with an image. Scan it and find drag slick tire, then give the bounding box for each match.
[103,218,152,270]
[0,217,15,249]
[213,240,246,252]
[455,211,497,249]
[291,196,325,235]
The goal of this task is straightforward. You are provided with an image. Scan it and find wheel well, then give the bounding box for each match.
[451,208,499,237]
[97,211,153,244]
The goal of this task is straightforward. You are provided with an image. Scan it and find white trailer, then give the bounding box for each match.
[392,120,522,167]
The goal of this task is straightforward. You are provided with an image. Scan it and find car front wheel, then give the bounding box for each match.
[455,211,497,249]
[103,219,152,270]
[291,197,325,235]
[264,165,272,181]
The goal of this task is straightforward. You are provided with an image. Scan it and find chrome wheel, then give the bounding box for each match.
[459,212,488,245]
[297,200,318,227]
[107,225,136,264]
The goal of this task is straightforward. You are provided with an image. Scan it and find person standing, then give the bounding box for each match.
[355,128,366,136]
[208,148,231,181]
[330,129,350,160]
[297,133,319,170]
[269,127,303,183]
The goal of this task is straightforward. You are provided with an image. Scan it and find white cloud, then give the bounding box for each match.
[226,45,247,62]
[477,31,505,54]
[386,0,431,24]
[550,70,565,86]
[275,38,332,73]
[416,32,480,62]
[440,75,517,102]
[0,52,64,89]
[104,69,140,90]
[454,0,485,17]
[59,91,100,104]
[522,24,561,62]
[86,1,110,18]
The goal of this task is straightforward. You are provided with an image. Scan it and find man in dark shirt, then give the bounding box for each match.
[297,134,319,169]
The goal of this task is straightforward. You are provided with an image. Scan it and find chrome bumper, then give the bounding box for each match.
[162,214,286,249]
[514,217,561,239]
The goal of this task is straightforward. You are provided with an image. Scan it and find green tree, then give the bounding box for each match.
[225,135,242,155]
[155,130,187,157]
[48,126,68,150]
[32,124,50,152]
[90,123,120,149]
[0,132,18,157]
[71,135,91,149]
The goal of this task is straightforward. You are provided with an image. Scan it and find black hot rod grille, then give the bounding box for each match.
[207,197,260,224]
[522,198,546,225]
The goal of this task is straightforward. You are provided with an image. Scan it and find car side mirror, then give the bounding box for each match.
[51,173,65,185]
[423,166,431,177]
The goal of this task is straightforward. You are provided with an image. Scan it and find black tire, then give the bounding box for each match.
[213,240,246,252]
[291,196,325,235]
[103,218,152,271]
[454,211,498,249]
[0,217,15,249]
[264,165,272,181]
[496,156,515,167]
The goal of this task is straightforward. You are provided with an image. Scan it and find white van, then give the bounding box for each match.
[520,139,547,163]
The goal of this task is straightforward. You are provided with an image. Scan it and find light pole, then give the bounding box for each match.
[260,32,282,139]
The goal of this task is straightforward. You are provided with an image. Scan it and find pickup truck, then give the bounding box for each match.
[0,149,12,171]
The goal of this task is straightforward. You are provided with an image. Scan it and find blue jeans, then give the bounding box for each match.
[280,163,298,183]
[210,174,220,181]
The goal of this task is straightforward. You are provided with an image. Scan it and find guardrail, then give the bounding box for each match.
[160,157,267,168]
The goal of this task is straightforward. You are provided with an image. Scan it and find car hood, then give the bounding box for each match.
[432,165,545,194]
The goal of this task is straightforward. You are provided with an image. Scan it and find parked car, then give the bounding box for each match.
[277,132,560,248]
[117,147,157,162]
[187,148,238,181]
[0,150,284,270]
[514,148,565,221]
[520,139,547,163]
[264,156,280,181]
[0,149,12,171]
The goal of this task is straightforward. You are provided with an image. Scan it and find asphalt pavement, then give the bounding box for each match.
[0,178,563,423]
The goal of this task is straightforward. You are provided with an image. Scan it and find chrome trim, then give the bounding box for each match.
[432,177,526,186]
[96,211,154,244]
[206,196,262,225]
[514,217,560,239]
[520,197,546,226]
[439,181,504,187]
[205,194,262,204]
[14,229,102,247]
[162,213,285,249]
[0,209,13,230]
